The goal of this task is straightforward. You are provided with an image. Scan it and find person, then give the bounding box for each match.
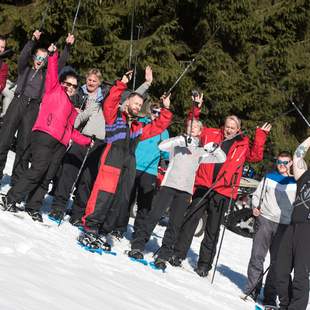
[111,101,170,238]
[0,30,73,186]
[128,118,227,270]
[276,136,310,310]
[48,67,153,225]
[172,95,272,276]
[0,80,16,119]
[242,151,296,307]
[0,35,9,97]
[0,43,92,222]
[78,69,173,251]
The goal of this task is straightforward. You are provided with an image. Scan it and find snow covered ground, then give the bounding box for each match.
[0,151,308,310]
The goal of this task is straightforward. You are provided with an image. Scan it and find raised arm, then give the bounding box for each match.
[246,123,271,162]
[293,136,310,180]
[199,143,226,164]
[158,136,186,152]
[58,33,75,71]
[18,30,41,74]
[0,63,8,93]
[135,65,153,96]
[44,44,59,93]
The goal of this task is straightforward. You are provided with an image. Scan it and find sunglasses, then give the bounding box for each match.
[276,160,290,165]
[63,81,78,89]
[151,109,161,116]
[34,55,46,62]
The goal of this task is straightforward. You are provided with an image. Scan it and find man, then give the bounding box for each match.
[128,119,226,270]
[0,30,73,185]
[0,35,9,114]
[78,70,173,251]
[276,136,310,310]
[172,96,271,276]
[243,152,296,308]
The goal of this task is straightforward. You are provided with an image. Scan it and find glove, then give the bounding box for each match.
[183,135,194,147]
[203,142,218,153]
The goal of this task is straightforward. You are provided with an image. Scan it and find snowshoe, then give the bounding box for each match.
[153,258,167,271]
[110,230,124,240]
[127,249,144,260]
[168,255,183,267]
[26,209,43,222]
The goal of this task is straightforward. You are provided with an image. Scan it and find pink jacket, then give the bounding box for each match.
[32,52,91,147]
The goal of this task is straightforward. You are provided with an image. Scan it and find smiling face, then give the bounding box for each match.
[126,94,144,117]
[187,120,202,138]
[61,76,78,97]
[86,73,100,94]
[33,49,47,70]
[0,39,6,54]
[223,118,240,139]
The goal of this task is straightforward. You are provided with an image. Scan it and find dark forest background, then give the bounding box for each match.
[1,0,310,169]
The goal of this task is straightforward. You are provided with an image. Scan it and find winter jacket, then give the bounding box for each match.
[0,61,8,93]
[32,52,91,147]
[135,117,169,176]
[159,136,226,195]
[104,80,173,145]
[191,106,268,199]
[252,171,296,224]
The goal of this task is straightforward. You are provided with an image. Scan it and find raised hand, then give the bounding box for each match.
[145,65,153,85]
[260,122,272,133]
[32,30,42,41]
[161,93,171,109]
[121,70,133,84]
[66,33,75,45]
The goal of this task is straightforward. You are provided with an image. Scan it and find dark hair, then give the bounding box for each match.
[127,92,144,101]
[0,35,6,42]
[59,68,79,84]
[277,151,292,159]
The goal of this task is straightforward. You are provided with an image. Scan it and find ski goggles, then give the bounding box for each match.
[151,108,161,116]
[33,55,46,62]
[276,159,290,165]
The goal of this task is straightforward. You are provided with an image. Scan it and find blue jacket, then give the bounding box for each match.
[135,117,169,176]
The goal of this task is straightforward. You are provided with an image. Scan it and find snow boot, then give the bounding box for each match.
[194,267,209,277]
[169,255,183,267]
[48,209,63,222]
[110,230,124,240]
[26,209,43,222]
[78,231,111,251]
[128,249,144,260]
[154,258,167,271]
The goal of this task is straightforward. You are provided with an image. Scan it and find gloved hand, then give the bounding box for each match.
[183,134,194,147]
[203,142,218,153]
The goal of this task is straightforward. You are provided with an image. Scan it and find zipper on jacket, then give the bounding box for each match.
[60,108,74,143]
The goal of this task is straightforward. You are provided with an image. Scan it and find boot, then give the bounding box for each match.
[26,209,43,222]
[154,258,167,271]
[194,267,209,277]
[128,249,144,260]
[169,255,183,267]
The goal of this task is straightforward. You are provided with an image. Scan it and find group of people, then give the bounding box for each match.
[0,30,309,310]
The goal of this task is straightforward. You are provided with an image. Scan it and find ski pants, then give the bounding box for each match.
[113,170,157,235]
[244,216,287,305]
[51,140,105,221]
[7,131,66,211]
[276,223,310,310]
[173,186,229,271]
[0,95,39,180]
[131,186,191,260]
[83,143,136,234]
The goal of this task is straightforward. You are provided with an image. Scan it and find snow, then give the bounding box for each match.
[0,151,307,310]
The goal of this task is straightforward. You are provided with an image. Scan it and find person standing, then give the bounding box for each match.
[276,136,310,310]
[243,152,296,307]
[0,44,91,222]
[172,97,271,276]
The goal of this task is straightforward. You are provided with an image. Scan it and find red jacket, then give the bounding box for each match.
[0,62,8,93]
[32,52,91,147]
[104,80,173,141]
[192,107,268,199]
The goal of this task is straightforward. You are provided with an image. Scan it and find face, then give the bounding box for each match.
[33,50,48,70]
[0,39,6,54]
[126,95,144,117]
[61,76,78,97]
[276,156,292,176]
[150,107,161,120]
[86,74,100,94]
[187,121,201,137]
[223,119,239,139]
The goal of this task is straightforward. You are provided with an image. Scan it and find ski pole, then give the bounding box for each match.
[71,0,82,34]
[58,136,95,226]
[211,172,238,284]
[132,24,143,91]
[128,0,136,69]
[291,100,310,128]
[241,265,270,301]
[39,0,53,31]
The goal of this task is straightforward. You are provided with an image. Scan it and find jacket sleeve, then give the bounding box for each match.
[158,136,185,152]
[58,44,70,71]
[44,52,59,93]
[103,80,127,125]
[160,130,170,160]
[187,105,201,122]
[199,147,227,164]
[140,108,172,140]
[135,81,150,96]
[251,177,266,208]
[70,129,91,146]
[0,63,8,93]
[18,40,36,74]
[246,128,268,162]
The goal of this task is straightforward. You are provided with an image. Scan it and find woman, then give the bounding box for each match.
[1,44,91,222]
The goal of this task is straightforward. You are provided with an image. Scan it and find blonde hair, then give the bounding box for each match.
[86,68,103,83]
[225,115,241,129]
